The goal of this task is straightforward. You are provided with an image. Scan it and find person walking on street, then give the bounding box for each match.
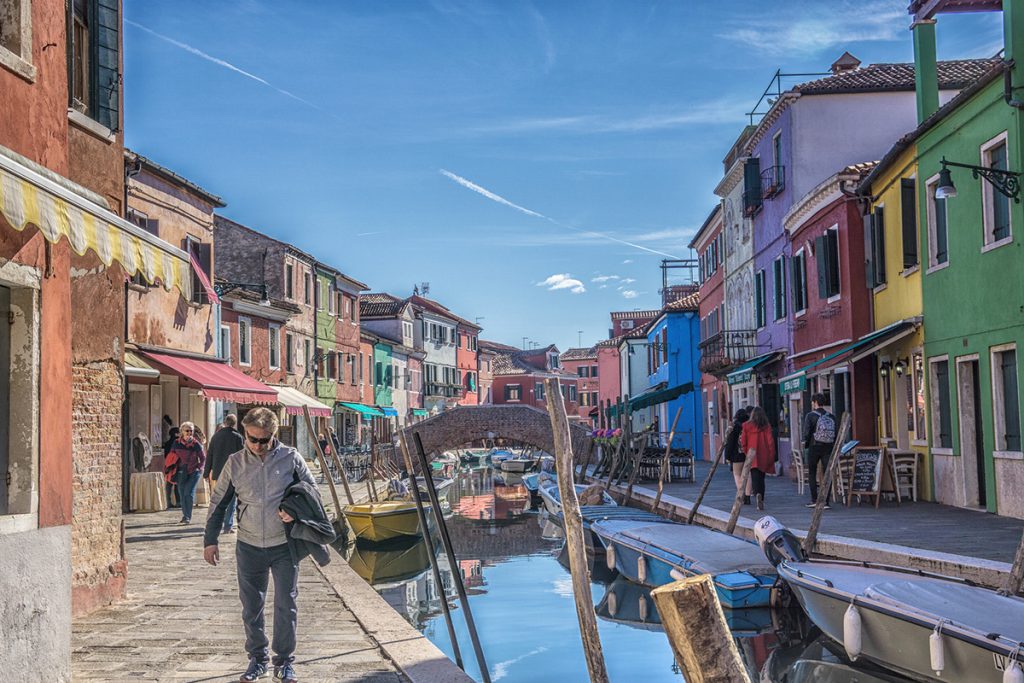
[204,407,317,683]
[206,414,245,534]
[724,408,751,504]
[168,422,206,524]
[327,426,341,456]
[740,407,776,512]
[802,393,837,509]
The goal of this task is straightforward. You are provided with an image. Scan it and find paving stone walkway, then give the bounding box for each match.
[72,509,406,683]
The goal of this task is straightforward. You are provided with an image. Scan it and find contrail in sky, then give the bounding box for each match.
[439,169,680,259]
[126,20,330,116]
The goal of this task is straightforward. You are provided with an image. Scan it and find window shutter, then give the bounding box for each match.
[791,253,802,311]
[934,195,949,264]
[1002,351,1021,451]
[93,0,120,131]
[754,272,764,326]
[900,179,918,269]
[936,361,952,448]
[863,211,875,288]
[743,158,762,212]
[873,208,887,285]
[826,230,840,297]
[815,236,827,298]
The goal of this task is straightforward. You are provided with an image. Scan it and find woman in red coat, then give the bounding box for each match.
[739,406,776,511]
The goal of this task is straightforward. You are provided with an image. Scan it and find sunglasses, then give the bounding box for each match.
[245,433,273,445]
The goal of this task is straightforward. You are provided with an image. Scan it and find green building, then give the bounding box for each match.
[374,340,394,409]
[911,1,1023,517]
[314,266,338,403]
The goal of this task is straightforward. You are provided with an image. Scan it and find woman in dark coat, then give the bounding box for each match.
[740,407,776,511]
[724,408,751,504]
[167,421,206,524]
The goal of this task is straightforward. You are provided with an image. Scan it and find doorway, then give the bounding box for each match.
[956,358,987,508]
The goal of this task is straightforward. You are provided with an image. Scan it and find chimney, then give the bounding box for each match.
[831,51,861,75]
[913,20,939,123]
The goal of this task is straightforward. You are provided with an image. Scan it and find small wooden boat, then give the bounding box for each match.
[755,516,1024,683]
[554,504,666,557]
[500,455,540,473]
[538,481,617,516]
[592,519,776,608]
[488,448,514,465]
[342,500,431,543]
[415,476,454,500]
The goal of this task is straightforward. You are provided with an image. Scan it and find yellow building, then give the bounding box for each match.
[858,144,929,499]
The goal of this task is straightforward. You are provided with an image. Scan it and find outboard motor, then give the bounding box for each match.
[754,516,806,567]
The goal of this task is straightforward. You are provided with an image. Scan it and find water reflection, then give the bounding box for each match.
[344,466,916,683]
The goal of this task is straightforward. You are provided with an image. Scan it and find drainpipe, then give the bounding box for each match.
[1005,63,1024,109]
[120,158,142,513]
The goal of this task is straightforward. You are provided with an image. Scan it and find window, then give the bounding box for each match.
[304,272,311,305]
[375,361,383,386]
[268,324,280,369]
[505,384,522,401]
[912,352,926,440]
[344,296,353,321]
[128,208,159,237]
[470,336,478,351]
[219,325,231,362]
[866,208,887,288]
[327,284,335,314]
[580,391,590,407]
[402,321,413,344]
[184,237,212,305]
[69,0,119,130]
[285,263,294,299]
[661,328,668,364]
[773,256,787,321]
[590,391,598,406]
[577,366,589,378]
[743,157,762,216]
[791,249,807,313]
[285,333,294,372]
[358,352,363,383]
[900,179,919,269]
[304,339,312,376]
[591,364,598,377]
[0,0,33,81]
[754,270,766,328]
[315,280,323,310]
[238,317,251,366]
[930,358,952,449]
[926,176,949,268]
[816,227,840,299]
[982,134,1013,245]
[349,355,357,385]
[993,346,1021,453]
[535,382,545,400]
[569,385,578,402]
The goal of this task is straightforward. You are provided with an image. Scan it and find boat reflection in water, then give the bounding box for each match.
[344,465,919,682]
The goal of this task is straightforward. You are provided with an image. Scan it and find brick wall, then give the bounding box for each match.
[70,361,127,616]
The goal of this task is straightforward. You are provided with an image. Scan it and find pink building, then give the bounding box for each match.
[559,347,600,425]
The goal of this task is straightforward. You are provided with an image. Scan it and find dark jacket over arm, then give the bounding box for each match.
[279,481,336,566]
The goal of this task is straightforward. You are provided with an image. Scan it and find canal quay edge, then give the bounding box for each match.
[595,477,1015,591]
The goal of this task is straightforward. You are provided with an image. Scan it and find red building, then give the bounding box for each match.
[690,205,728,459]
[559,347,600,425]
[595,339,622,429]
[609,309,660,339]
[490,345,580,415]
[779,163,877,448]
[456,323,481,405]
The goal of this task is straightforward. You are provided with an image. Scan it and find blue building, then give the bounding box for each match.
[637,294,703,458]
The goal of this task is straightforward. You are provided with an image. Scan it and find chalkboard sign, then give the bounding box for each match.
[849,448,883,495]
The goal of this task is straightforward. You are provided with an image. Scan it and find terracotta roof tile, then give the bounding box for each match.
[795,58,1001,95]
[559,346,597,361]
[360,292,407,318]
[666,291,700,311]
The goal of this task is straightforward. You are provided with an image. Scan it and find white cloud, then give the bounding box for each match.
[623,259,634,264]
[599,284,608,289]
[591,274,620,283]
[620,277,636,284]
[537,273,586,294]
[621,290,640,299]
[492,647,549,681]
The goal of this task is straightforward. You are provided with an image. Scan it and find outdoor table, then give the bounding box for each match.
[129,472,166,512]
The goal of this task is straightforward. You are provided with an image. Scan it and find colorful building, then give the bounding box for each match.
[559,347,600,424]
[594,338,622,429]
[490,345,580,414]
[691,205,728,459]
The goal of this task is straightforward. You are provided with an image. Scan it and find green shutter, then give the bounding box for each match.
[934,194,949,264]
[873,208,887,285]
[1002,351,1021,451]
[936,360,952,449]
[826,230,840,297]
[815,235,827,298]
[992,144,1012,241]
[93,0,120,131]
[863,211,875,288]
[900,179,919,269]
[743,158,762,213]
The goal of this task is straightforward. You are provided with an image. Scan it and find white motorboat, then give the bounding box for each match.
[537,481,616,516]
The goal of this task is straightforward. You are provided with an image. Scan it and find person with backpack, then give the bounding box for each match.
[802,393,837,509]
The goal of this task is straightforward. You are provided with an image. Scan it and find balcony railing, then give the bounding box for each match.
[742,190,762,217]
[697,329,762,375]
[761,165,785,198]
[425,382,464,398]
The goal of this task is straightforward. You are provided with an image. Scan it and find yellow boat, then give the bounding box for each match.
[342,501,430,543]
[348,537,433,585]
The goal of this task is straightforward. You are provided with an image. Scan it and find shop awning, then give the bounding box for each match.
[125,351,159,379]
[139,351,278,404]
[378,406,399,418]
[412,409,429,417]
[273,385,333,417]
[0,149,191,295]
[778,320,919,393]
[726,351,784,385]
[629,381,695,411]
[338,402,385,417]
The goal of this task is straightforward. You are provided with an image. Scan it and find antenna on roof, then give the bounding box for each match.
[421,282,430,296]
[413,284,419,296]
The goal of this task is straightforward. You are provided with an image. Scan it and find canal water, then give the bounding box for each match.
[344,465,914,683]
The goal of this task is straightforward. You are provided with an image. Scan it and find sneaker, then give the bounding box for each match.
[823,503,832,510]
[805,502,817,508]
[178,518,189,525]
[239,659,269,682]
[274,663,297,683]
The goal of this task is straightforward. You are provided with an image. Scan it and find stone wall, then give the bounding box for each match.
[70,360,127,616]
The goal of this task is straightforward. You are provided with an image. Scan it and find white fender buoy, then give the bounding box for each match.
[1005,662,1024,683]
[930,626,945,676]
[605,544,616,571]
[606,590,618,618]
[843,603,862,661]
[638,594,649,622]
[638,555,648,584]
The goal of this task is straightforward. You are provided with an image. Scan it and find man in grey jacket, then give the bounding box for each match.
[204,407,315,683]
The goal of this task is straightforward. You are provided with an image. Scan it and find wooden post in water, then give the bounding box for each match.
[685,442,728,524]
[1001,530,1024,596]
[544,378,610,683]
[651,575,752,683]
[803,412,851,556]
[303,406,343,513]
[650,406,684,512]
[725,450,754,535]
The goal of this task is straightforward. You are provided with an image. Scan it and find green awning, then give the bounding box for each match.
[338,402,384,417]
[629,381,694,411]
[726,351,783,385]
[412,408,429,417]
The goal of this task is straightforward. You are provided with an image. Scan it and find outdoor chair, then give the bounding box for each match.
[791,448,808,496]
[833,452,855,504]
[891,451,919,502]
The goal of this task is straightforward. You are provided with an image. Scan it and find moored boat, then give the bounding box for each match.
[342,500,432,543]
[754,516,1024,683]
[553,505,666,557]
[592,519,776,608]
[500,455,540,473]
[538,481,617,516]
[348,535,433,586]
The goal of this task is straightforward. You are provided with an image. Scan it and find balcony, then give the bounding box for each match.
[425,382,464,398]
[697,329,762,376]
[761,165,785,198]
[742,190,762,217]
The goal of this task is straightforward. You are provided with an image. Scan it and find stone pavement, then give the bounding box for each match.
[648,460,1024,563]
[72,508,406,683]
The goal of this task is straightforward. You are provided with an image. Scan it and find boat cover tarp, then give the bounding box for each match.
[594,520,775,577]
[863,580,1024,641]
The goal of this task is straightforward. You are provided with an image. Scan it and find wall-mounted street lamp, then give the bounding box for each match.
[935,157,1022,203]
[879,361,893,379]
[894,358,909,378]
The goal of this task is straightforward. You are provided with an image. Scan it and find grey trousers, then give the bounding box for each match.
[236,540,299,666]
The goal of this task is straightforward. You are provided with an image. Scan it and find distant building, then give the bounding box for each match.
[609,309,660,339]
[490,345,580,415]
[560,347,600,425]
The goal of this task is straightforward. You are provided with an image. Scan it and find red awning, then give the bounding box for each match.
[140,351,278,405]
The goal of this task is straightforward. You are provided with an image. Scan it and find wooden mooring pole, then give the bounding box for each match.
[649,406,683,512]
[544,378,610,683]
[685,441,728,524]
[651,575,752,683]
[1001,530,1024,597]
[725,450,754,535]
[303,406,344,513]
[803,412,851,556]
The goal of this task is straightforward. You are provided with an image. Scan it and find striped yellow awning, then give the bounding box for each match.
[0,152,191,295]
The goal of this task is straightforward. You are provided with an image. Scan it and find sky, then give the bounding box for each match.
[123,1,1002,352]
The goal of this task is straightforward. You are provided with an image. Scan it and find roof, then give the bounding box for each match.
[688,204,723,249]
[479,339,520,353]
[858,60,1007,195]
[909,0,1001,22]
[559,346,598,362]
[794,58,1001,95]
[126,150,226,207]
[596,335,626,349]
[492,346,565,376]
[360,292,408,318]
[665,291,700,312]
[410,295,482,331]
[610,309,661,321]
[214,214,318,264]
